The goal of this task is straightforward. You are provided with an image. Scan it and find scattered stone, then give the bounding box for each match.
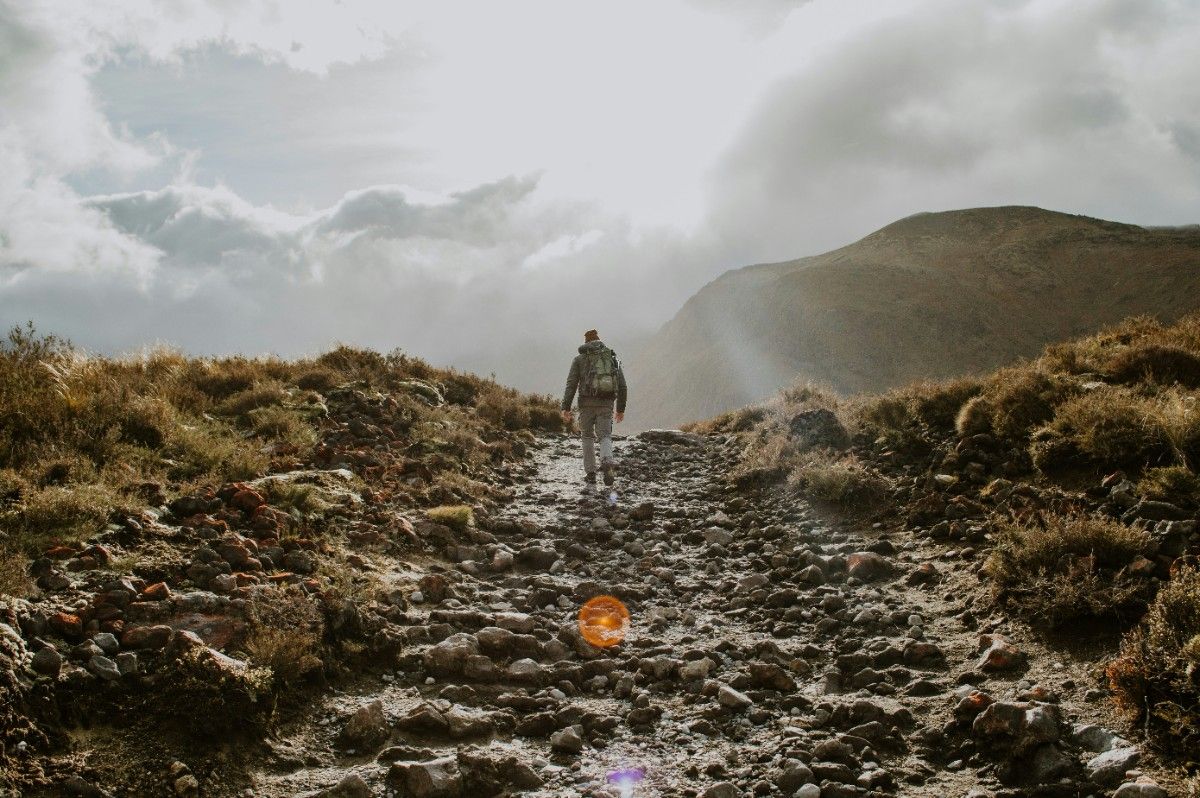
[388,756,462,797]
[31,646,63,677]
[338,700,389,749]
[1113,781,1168,798]
[550,726,584,753]
[717,684,753,711]
[701,782,738,798]
[977,634,1026,672]
[1086,747,1140,786]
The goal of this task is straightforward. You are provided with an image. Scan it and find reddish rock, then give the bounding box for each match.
[978,634,1026,672]
[93,605,123,622]
[847,552,892,581]
[100,620,125,636]
[49,612,83,639]
[233,573,260,587]
[121,624,174,650]
[81,544,113,565]
[1129,555,1157,578]
[251,505,286,532]
[45,545,77,559]
[218,543,252,566]
[230,488,266,513]
[906,562,939,585]
[266,572,297,583]
[954,690,995,720]
[66,557,98,572]
[166,629,204,658]
[140,582,171,601]
[170,613,244,649]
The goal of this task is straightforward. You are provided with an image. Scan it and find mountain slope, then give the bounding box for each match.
[627,206,1200,430]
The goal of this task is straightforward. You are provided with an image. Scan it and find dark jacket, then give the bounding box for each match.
[561,340,628,412]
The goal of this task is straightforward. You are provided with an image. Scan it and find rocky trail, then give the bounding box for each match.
[241,431,1169,798]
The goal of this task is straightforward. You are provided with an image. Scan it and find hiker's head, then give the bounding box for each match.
[584,329,599,342]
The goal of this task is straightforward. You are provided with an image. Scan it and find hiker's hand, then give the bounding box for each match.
[615,412,624,424]
[561,410,573,424]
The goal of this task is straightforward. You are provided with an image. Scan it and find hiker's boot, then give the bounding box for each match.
[602,462,615,486]
[584,472,597,485]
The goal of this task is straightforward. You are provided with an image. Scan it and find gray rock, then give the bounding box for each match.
[115,651,138,675]
[88,654,121,681]
[1072,723,1128,753]
[423,633,480,677]
[338,700,389,749]
[1025,743,1073,783]
[717,684,753,711]
[788,408,849,450]
[550,726,584,754]
[701,783,738,798]
[31,646,63,677]
[777,762,814,790]
[703,527,733,546]
[92,633,119,654]
[1113,783,1168,798]
[388,756,462,797]
[637,429,702,446]
[1086,747,1139,786]
[793,786,821,798]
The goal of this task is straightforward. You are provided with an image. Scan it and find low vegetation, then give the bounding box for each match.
[425,504,474,531]
[790,451,888,508]
[1108,567,1200,754]
[0,323,561,585]
[986,514,1153,626]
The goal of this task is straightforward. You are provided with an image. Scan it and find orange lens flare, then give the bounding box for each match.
[578,595,630,648]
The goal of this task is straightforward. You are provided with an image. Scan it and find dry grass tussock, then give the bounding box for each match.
[0,323,562,564]
[789,451,889,508]
[986,514,1153,626]
[241,587,325,687]
[711,381,890,504]
[1108,567,1200,753]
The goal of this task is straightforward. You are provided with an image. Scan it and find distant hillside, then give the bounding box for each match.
[626,206,1200,430]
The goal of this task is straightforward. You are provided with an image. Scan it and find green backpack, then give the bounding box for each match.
[581,346,619,399]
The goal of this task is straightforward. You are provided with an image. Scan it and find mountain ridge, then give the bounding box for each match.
[626,206,1200,430]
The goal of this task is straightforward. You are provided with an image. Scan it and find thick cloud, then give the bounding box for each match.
[707,0,1200,265]
[3,0,1200,402]
[3,176,701,394]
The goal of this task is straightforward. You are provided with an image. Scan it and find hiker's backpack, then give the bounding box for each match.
[581,346,619,399]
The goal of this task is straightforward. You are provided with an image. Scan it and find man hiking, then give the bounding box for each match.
[561,329,628,486]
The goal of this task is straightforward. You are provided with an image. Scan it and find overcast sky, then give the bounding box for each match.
[2,0,1199,392]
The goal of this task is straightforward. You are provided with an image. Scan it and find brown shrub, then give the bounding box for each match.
[790,452,888,508]
[1105,345,1200,389]
[1108,567,1200,753]
[294,367,341,392]
[243,587,324,687]
[1138,466,1200,507]
[215,384,287,417]
[1039,388,1170,469]
[0,549,33,597]
[2,484,117,554]
[986,514,1153,626]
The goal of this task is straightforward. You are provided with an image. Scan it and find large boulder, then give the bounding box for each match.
[788,408,849,450]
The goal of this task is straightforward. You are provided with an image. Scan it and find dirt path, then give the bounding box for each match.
[248,432,1162,798]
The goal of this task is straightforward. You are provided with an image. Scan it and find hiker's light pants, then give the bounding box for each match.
[578,400,614,474]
